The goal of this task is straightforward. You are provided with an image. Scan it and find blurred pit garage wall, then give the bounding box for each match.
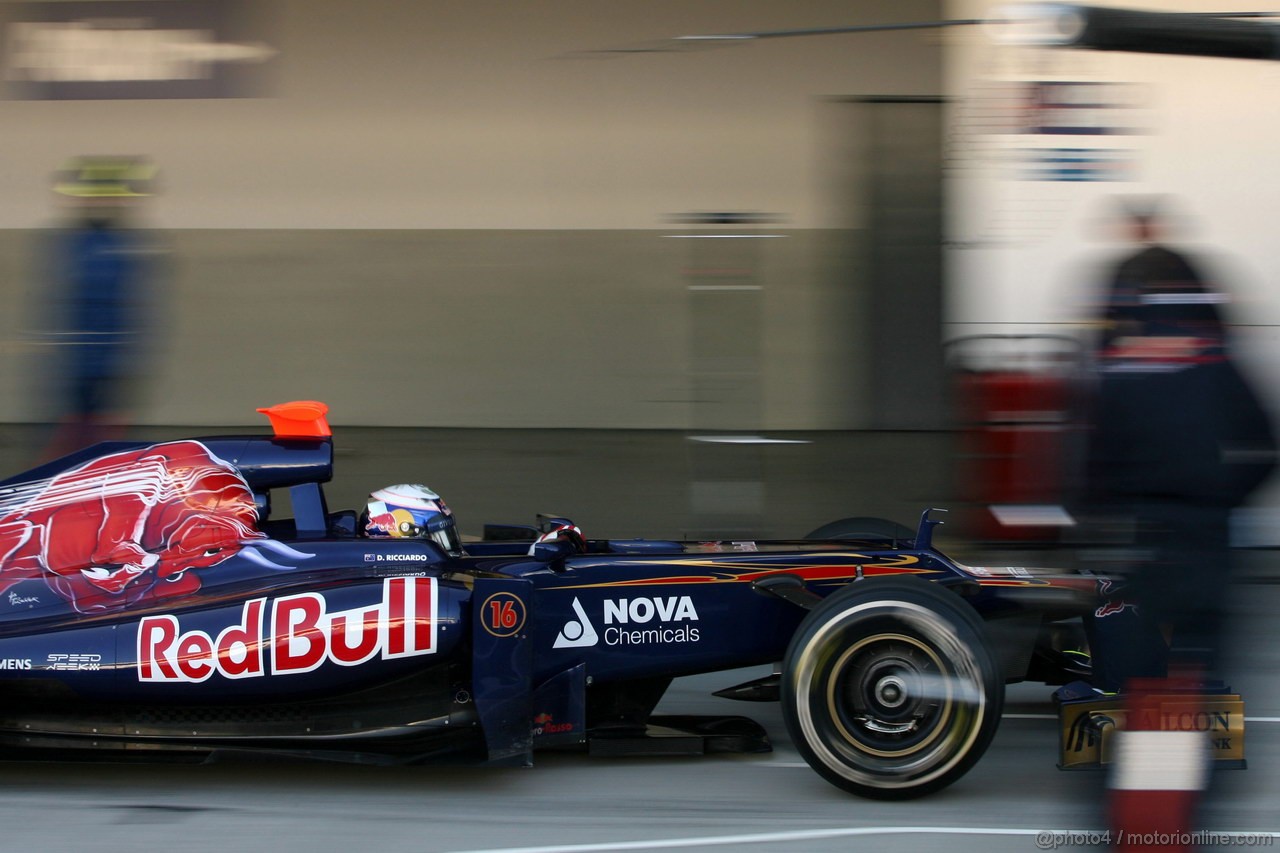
[680,97,949,537]
[676,211,778,539]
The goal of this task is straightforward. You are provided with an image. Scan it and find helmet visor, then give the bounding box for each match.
[430,523,462,557]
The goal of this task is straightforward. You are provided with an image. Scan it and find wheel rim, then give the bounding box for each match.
[828,633,950,758]
[794,600,988,790]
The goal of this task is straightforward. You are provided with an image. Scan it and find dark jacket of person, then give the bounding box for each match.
[1088,347,1275,512]
[1100,245,1226,351]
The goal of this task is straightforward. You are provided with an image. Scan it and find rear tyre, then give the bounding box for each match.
[781,577,1003,799]
[804,517,915,542]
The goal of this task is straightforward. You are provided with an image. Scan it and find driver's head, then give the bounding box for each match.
[362,484,461,556]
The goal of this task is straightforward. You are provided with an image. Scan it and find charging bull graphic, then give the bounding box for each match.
[0,441,312,613]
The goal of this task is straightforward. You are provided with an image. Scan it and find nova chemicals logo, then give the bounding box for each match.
[553,597,598,648]
[603,596,700,646]
[554,595,702,649]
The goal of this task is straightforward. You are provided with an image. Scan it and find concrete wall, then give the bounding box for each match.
[4,227,870,429]
[0,0,943,231]
[0,1,943,429]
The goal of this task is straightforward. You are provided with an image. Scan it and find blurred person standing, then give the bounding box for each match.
[37,156,164,460]
[1095,196,1226,352]
[1083,196,1274,851]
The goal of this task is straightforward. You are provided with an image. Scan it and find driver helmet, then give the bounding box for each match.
[362,484,461,555]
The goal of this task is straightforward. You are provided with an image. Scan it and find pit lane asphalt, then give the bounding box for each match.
[0,580,1275,853]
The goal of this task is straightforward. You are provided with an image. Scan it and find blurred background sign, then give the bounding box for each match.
[1,0,276,100]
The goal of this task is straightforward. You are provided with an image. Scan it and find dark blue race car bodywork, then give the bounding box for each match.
[0,405,1106,797]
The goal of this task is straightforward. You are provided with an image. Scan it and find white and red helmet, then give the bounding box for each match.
[362,484,460,555]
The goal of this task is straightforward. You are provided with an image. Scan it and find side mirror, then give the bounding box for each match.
[915,507,947,550]
[532,538,574,564]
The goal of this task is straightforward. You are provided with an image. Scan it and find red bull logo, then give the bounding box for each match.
[366,509,400,534]
[1095,598,1137,618]
[137,577,437,682]
[0,441,308,613]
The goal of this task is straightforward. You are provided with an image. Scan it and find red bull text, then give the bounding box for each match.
[137,577,437,682]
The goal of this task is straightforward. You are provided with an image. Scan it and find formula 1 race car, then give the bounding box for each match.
[0,402,1176,798]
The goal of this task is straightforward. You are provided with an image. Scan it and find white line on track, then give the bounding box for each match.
[1000,713,1280,723]
[445,827,1280,853]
